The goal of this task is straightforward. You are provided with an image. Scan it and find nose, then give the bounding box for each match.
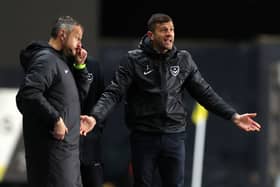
[77,42,82,49]
[167,29,174,35]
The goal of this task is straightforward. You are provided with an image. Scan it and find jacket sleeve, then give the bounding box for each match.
[81,57,105,114]
[71,65,92,108]
[90,54,134,122]
[82,57,106,128]
[92,61,106,129]
[93,61,105,102]
[184,53,237,120]
[16,55,60,127]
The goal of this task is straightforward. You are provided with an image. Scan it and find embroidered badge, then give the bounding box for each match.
[170,66,180,76]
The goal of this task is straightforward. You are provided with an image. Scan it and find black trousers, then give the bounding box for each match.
[25,139,82,187]
[80,162,103,187]
[130,131,186,187]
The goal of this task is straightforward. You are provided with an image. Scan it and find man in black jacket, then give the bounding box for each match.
[81,13,261,187]
[80,56,105,187]
[16,16,93,187]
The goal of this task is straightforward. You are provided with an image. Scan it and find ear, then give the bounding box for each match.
[147,31,154,40]
[58,29,66,41]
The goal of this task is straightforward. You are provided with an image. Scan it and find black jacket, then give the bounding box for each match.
[91,35,237,133]
[80,56,105,163]
[16,41,91,146]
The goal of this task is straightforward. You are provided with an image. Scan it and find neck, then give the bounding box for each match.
[153,46,168,54]
[151,42,168,54]
[48,38,62,51]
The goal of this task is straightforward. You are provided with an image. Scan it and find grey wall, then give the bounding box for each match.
[0,0,98,69]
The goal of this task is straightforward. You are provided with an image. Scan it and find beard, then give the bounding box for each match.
[63,47,75,58]
[61,44,76,64]
[61,38,75,58]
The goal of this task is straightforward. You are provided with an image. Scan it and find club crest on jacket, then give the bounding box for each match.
[170,66,180,76]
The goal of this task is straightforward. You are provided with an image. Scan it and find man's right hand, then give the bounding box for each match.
[75,48,88,65]
[52,117,68,140]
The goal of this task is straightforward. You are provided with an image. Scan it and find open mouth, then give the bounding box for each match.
[163,39,173,47]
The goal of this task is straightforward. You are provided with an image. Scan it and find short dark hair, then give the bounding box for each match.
[50,16,82,38]
[147,13,173,32]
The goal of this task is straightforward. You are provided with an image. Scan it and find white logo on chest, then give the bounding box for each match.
[143,65,154,75]
[170,66,180,76]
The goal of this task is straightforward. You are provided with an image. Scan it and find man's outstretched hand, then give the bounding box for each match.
[232,113,261,132]
[80,115,96,136]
